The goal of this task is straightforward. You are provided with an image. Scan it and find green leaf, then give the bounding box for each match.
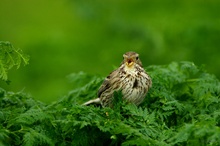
[0,41,29,82]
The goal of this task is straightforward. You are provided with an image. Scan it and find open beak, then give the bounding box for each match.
[125,58,134,67]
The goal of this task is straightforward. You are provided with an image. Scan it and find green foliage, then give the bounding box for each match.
[0,41,29,82]
[1,61,220,145]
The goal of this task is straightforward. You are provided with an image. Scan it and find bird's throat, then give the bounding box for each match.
[126,62,134,68]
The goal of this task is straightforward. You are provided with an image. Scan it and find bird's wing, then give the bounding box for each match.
[97,69,118,97]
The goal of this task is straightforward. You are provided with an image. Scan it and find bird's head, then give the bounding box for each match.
[122,51,143,68]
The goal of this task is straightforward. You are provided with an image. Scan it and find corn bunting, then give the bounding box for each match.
[83,51,152,107]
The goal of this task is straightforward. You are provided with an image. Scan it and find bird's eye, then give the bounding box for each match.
[136,57,139,60]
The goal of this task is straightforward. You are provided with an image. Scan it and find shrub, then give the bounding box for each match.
[0,42,219,145]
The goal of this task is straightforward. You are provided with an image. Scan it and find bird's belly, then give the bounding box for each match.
[120,76,148,105]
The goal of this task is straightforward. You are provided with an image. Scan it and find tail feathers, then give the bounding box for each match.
[82,98,101,106]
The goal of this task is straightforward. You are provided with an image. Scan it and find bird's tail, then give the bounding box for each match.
[82,98,101,106]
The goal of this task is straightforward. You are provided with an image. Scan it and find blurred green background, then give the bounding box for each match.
[0,0,220,103]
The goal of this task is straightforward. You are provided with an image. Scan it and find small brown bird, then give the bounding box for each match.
[83,51,152,107]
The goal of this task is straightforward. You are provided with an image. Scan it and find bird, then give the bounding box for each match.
[83,51,152,107]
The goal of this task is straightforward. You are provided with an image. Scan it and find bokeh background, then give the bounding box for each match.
[0,0,220,103]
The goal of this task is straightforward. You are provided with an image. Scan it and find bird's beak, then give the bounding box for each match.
[126,58,134,67]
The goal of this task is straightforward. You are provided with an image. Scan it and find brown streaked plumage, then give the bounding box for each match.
[83,51,152,107]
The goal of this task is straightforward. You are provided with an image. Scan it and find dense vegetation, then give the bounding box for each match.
[1,42,220,145]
